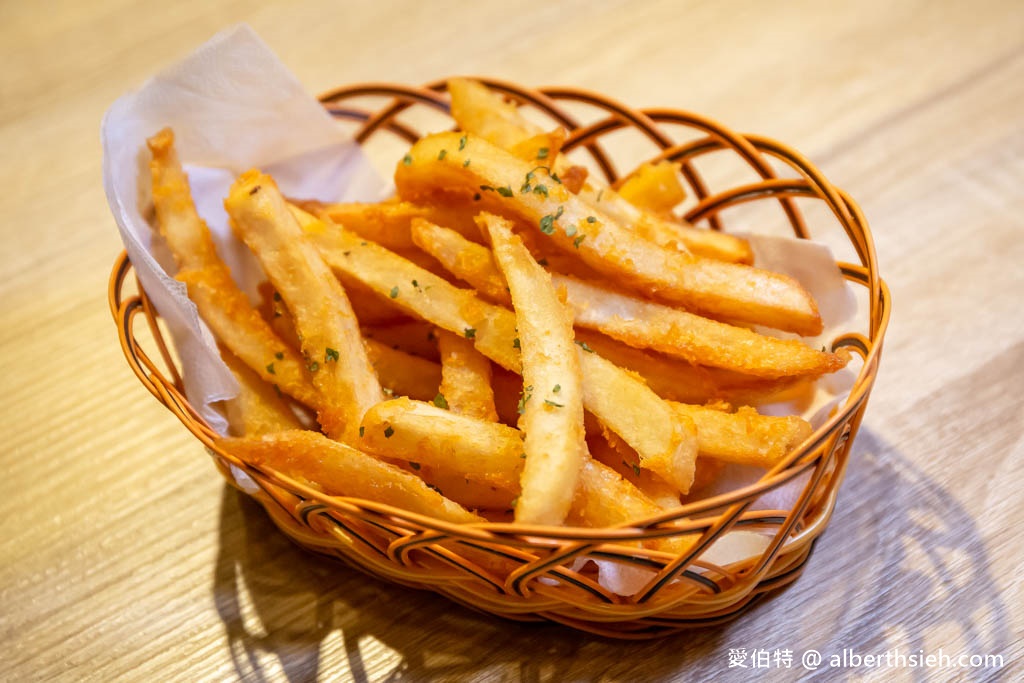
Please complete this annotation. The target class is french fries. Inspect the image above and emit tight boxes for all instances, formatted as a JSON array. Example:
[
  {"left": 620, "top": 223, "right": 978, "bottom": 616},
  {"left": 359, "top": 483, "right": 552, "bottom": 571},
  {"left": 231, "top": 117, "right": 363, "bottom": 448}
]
[
  {"left": 147, "top": 129, "right": 319, "bottom": 409},
  {"left": 219, "top": 430, "right": 483, "bottom": 524},
  {"left": 225, "top": 172, "right": 383, "bottom": 443},
  {"left": 482, "top": 213, "right": 587, "bottom": 525},
  {"left": 412, "top": 218, "right": 847, "bottom": 378},
  {"left": 436, "top": 329, "right": 498, "bottom": 422},
  {"left": 148, "top": 79, "right": 848, "bottom": 541},
  {"left": 395, "top": 131, "right": 822, "bottom": 334}
]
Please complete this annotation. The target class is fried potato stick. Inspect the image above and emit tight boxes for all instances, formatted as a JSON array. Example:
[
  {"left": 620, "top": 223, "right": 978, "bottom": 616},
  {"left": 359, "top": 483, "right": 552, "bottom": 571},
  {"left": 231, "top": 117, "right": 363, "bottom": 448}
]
[
  {"left": 447, "top": 78, "right": 752, "bottom": 264},
  {"left": 225, "top": 172, "right": 383, "bottom": 443},
  {"left": 146, "top": 129, "right": 318, "bottom": 408},
  {"left": 413, "top": 219, "right": 844, "bottom": 378},
  {"left": 220, "top": 347, "right": 303, "bottom": 436},
  {"left": 293, "top": 206, "right": 696, "bottom": 491},
  {"left": 671, "top": 403, "right": 813, "bottom": 469},
  {"left": 483, "top": 214, "right": 587, "bottom": 525},
  {"left": 436, "top": 330, "right": 498, "bottom": 422},
  {"left": 218, "top": 430, "right": 484, "bottom": 524},
  {"left": 395, "top": 132, "right": 821, "bottom": 335}
]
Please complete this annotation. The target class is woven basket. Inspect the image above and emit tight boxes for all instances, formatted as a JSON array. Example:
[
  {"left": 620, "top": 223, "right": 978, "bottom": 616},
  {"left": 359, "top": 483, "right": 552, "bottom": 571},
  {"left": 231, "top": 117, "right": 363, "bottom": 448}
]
[{"left": 109, "top": 79, "right": 890, "bottom": 639}]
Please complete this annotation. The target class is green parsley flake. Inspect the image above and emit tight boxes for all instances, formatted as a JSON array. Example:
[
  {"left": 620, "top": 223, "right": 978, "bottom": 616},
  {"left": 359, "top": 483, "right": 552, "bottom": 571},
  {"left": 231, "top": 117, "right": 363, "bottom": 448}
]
[
  {"left": 390, "top": 286, "right": 399, "bottom": 299},
  {"left": 308, "top": 360, "right": 320, "bottom": 372},
  {"left": 632, "top": 462, "right": 641, "bottom": 477},
  {"left": 325, "top": 347, "right": 339, "bottom": 363},
  {"left": 266, "top": 363, "right": 276, "bottom": 375},
  {"left": 463, "top": 158, "right": 471, "bottom": 168},
  {"left": 409, "top": 461, "right": 421, "bottom": 470},
  {"left": 496, "top": 185, "right": 514, "bottom": 197},
  {"left": 458, "top": 134, "right": 467, "bottom": 150},
  {"left": 553, "top": 384, "right": 561, "bottom": 393},
  {"left": 575, "top": 340, "right": 595, "bottom": 353},
  {"left": 544, "top": 399, "right": 564, "bottom": 408},
  {"left": 536, "top": 147, "right": 549, "bottom": 159},
  {"left": 539, "top": 215, "right": 555, "bottom": 234},
  {"left": 384, "top": 426, "right": 395, "bottom": 438},
  {"left": 275, "top": 352, "right": 284, "bottom": 360},
  {"left": 438, "top": 149, "right": 447, "bottom": 160},
  {"left": 403, "top": 154, "right": 413, "bottom": 166},
  {"left": 512, "top": 337, "right": 521, "bottom": 349},
  {"left": 574, "top": 235, "right": 586, "bottom": 248},
  {"left": 412, "top": 279, "right": 419, "bottom": 288},
  {"left": 359, "top": 426, "right": 365, "bottom": 437},
  {"left": 433, "top": 393, "right": 449, "bottom": 409},
  {"left": 533, "top": 184, "right": 548, "bottom": 197},
  {"left": 463, "top": 327, "right": 476, "bottom": 339},
  {"left": 586, "top": 216, "right": 597, "bottom": 223}
]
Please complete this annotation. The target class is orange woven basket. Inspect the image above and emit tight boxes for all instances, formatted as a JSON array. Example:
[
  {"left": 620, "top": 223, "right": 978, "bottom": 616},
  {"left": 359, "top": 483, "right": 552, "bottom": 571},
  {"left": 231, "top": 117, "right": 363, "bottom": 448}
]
[{"left": 108, "top": 79, "right": 890, "bottom": 639}]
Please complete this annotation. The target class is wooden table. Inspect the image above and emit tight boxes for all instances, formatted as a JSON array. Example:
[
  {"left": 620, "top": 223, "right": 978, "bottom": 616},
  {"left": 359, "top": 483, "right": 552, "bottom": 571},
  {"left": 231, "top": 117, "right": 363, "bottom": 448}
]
[{"left": 2, "top": 1, "right": 1021, "bottom": 680}]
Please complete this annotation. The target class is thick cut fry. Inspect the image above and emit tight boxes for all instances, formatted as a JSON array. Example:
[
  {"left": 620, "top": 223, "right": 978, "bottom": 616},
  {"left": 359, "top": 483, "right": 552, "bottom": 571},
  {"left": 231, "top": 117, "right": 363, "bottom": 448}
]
[
  {"left": 616, "top": 160, "right": 686, "bottom": 214},
  {"left": 220, "top": 347, "right": 303, "bottom": 436},
  {"left": 447, "top": 78, "right": 753, "bottom": 263},
  {"left": 225, "top": 172, "right": 383, "bottom": 443},
  {"left": 671, "top": 403, "right": 813, "bottom": 469},
  {"left": 413, "top": 218, "right": 845, "bottom": 378},
  {"left": 586, "top": 423, "right": 682, "bottom": 511},
  {"left": 448, "top": 78, "right": 544, "bottom": 152},
  {"left": 358, "top": 398, "right": 681, "bottom": 545},
  {"left": 299, "top": 208, "right": 699, "bottom": 489},
  {"left": 483, "top": 213, "right": 587, "bottom": 525},
  {"left": 297, "top": 200, "right": 431, "bottom": 250},
  {"left": 365, "top": 340, "right": 441, "bottom": 401},
  {"left": 147, "top": 130, "right": 317, "bottom": 407},
  {"left": 575, "top": 329, "right": 814, "bottom": 406},
  {"left": 395, "top": 132, "right": 821, "bottom": 335},
  {"left": 436, "top": 330, "right": 498, "bottom": 422},
  {"left": 219, "top": 431, "right": 483, "bottom": 524},
  {"left": 359, "top": 398, "right": 522, "bottom": 489}
]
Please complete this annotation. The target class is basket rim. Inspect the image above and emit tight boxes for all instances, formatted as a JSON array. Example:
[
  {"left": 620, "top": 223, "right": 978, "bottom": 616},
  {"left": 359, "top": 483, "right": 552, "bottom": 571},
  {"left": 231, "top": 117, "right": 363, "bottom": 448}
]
[{"left": 109, "top": 79, "right": 891, "bottom": 544}]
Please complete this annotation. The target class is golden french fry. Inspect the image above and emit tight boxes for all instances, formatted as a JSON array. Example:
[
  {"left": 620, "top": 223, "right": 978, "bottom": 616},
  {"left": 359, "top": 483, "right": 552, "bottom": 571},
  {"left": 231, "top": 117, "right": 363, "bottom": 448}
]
[
  {"left": 412, "top": 218, "right": 845, "bottom": 378},
  {"left": 411, "top": 218, "right": 512, "bottom": 306},
  {"left": 482, "top": 213, "right": 587, "bottom": 525},
  {"left": 671, "top": 403, "right": 813, "bottom": 469},
  {"left": 297, "top": 200, "right": 431, "bottom": 250},
  {"left": 436, "top": 330, "right": 498, "bottom": 422},
  {"left": 616, "top": 160, "right": 686, "bottom": 214},
  {"left": 219, "top": 430, "right": 484, "bottom": 524},
  {"left": 146, "top": 130, "right": 318, "bottom": 407},
  {"left": 220, "top": 347, "right": 303, "bottom": 436},
  {"left": 225, "top": 172, "right": 383, "bottom": 443},
  {"left": 358, "top": 398, "right": 681, "bottom": 545},
  {"left": 364, "top": 339, "right": 441, "bottom": 401},
  {"left": 585, "top": 424, "right": 682, "bottom": 511},
  {"left": 301, "top": 208, "right": 703, "bottom": 494},
  {"left": 359, "top": 397, "right": 522, "bottom": 490},
  {"left": 448, "top": 77, "right": 544, "bottom": 152},
  {"left": 395, "top": 132, "right": 821, "bottom": 335}
]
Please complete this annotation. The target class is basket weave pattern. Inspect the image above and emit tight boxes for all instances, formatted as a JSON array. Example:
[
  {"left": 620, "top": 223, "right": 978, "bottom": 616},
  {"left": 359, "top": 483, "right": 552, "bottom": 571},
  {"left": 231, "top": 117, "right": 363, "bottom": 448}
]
[{"left": 109, "top": 79, "right": 890, "bottom": 638}]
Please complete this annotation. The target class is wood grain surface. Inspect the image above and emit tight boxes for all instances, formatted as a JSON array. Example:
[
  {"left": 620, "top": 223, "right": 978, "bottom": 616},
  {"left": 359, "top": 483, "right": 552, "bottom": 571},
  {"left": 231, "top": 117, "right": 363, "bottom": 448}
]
[{"left": 1, "top": 1, "right": 1022, "bottom": 681}]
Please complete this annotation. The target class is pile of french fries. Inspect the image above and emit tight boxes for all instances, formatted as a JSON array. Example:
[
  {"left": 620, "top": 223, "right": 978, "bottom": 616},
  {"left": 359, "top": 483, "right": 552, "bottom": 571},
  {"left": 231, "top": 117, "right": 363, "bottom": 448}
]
[{"left": 146, "top": 79, "right": 848, "bottom": 544}]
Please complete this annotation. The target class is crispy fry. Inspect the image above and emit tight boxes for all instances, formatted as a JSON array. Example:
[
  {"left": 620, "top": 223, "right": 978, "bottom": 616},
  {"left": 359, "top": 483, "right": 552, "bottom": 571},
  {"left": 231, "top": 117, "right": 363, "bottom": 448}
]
[
  {"left": 671, "top": 403, "right": 813, "bottom": 468},
  {"left": 147, "top": 129, "right": 318, "bottom": 407},
  {"left": 220, "top": 347, "right": 303, "bottom": 436},
  {"left": 359, "top": 398, "right": 522, "bottom": 489},
  {"left": 225, "top": 172, "right": 383, "bottom": 443},
  {"left": 448, "top": 77, "right": 544, "bottom": 152},
  {"left": 616, "top": 160, "right": 687, "bottom": 214},
  {"left": 413, "top": 218, "right": 845, "bottom": 378},
  {"left": 300, "top": 209, "right": 695, "bottom": 491},
  {"left": 483, "top": 213, "right": 587, "bottom": 525},
  {"left": 365, "top": 340, "right": 441, "bottom": 401},
  {"left": 395, "top": 132, "right": 820, "bottom": 334},
  {"left": 219, "top": 430, "right": 484, "bottom": 524},
  {"left": 436, "top": 330, "right": 498, "bottom": 422},
  {"left": 358, "top": 398, "right": 680, "bottom": 544}
]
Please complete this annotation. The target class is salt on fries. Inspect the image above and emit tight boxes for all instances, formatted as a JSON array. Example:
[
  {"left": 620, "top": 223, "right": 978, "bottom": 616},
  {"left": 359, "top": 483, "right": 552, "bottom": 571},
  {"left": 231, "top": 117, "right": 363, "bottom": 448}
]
[{"left": 145, "top": 79, "right": 847, "bottom": 530}]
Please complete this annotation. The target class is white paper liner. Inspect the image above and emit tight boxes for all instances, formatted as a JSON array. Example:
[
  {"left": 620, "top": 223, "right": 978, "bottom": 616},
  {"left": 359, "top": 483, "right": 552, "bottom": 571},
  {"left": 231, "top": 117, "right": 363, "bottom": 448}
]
[{"left": 102, "top": 26, "right": 861, "bottom": 597}]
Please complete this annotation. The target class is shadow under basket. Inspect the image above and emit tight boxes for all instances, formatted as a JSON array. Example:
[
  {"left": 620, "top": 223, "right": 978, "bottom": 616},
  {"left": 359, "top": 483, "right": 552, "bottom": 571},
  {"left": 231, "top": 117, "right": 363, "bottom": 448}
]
[{"left": 109, "top": 79, "right": 891, "bottom": 639}]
